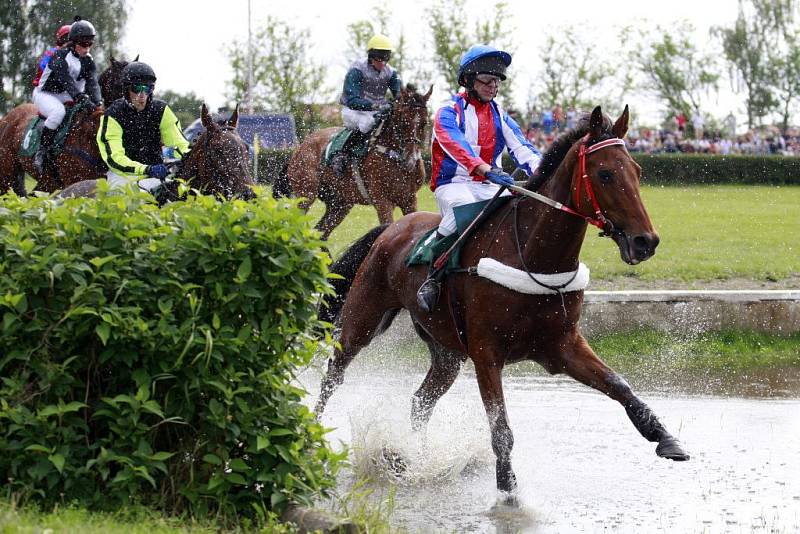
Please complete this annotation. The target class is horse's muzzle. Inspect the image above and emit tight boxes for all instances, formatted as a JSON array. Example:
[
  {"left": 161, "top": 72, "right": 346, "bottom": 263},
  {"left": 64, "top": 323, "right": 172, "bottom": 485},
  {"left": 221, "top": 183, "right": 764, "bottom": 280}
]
[{"left": 614, "top": 232, "right": 659, "bottom": 265}]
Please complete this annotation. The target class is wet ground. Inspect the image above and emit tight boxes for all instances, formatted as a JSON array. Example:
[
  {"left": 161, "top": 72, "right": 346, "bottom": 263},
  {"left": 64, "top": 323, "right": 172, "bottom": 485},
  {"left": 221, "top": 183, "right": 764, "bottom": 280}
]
[{"left": 302, "top": 333, "right": 800, "bottom": 533}]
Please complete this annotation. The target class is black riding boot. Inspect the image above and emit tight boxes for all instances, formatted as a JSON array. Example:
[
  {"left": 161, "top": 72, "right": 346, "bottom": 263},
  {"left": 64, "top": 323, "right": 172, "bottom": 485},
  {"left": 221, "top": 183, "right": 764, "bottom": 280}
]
[
  {"left": 330, "top": 151, "right": 347, "bottom": 177},
  {"left": 416, "top": 232, "right": 448, "bottom": 312},
  {"left": 34, "top": 126, "right": 57, "bottom": 175}
]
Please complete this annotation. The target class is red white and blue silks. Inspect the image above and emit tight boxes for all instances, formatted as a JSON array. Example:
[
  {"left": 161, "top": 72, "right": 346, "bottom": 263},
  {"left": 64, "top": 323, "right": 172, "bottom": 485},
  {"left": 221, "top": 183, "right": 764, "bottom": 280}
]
[{"left": 430, "top": 92, "right": 541, "bottom": 190}]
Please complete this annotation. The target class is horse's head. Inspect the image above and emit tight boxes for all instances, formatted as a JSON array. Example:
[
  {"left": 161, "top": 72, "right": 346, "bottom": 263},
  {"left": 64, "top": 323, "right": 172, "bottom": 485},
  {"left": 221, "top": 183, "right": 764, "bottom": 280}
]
[
  {"left": 531, "top": 105, "right": 658, "bottom": 265},
  {"left": 379, "top": 84, "right": 432, "bottom": 171},
  {"left": 572, "top": 106, "right": 658, "bottom": 264},
  {"left": 178, "top": 103, "right": 256, "bottom": 200},
  {"left": 100, "top": 54, "right": 138, "bottom": 105}
]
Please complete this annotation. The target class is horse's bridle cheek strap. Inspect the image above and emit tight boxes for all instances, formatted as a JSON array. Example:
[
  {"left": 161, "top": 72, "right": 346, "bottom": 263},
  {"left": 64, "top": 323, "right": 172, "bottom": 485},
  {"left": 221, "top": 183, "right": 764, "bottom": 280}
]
[{"left": 573, "top": 136, "right": 627, "bottom": 233}]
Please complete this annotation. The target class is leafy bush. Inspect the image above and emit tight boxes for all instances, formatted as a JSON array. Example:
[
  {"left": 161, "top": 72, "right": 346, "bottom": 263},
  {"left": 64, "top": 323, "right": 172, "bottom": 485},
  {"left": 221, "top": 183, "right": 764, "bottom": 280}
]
[
  {"left": 0, "top": 187, "right": 342, "bottom": 523},
  {"left": 633, "top": 153, "right": 800, "bottom": 185}
]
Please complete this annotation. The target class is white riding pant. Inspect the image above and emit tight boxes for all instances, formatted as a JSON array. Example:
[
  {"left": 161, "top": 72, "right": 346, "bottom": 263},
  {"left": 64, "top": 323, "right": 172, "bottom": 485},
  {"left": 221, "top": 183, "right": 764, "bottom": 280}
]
[
  {"left": 107, "top": 170, "right": 161, "bottom": 193},
  {"left": 342, "top": 107, "right": 378, "bottom": 133},
  {"left": 32, "top": 88, "right": 72, "bottom": 130},
  {"left": 434, "top": 180, "right": 511, "bottom": 236}
]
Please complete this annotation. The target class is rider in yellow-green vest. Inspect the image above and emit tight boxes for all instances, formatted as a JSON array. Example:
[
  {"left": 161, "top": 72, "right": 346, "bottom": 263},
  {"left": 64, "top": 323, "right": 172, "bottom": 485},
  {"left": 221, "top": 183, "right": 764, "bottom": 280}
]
[{"left": 97, "top": 61, "right": 190, "bottom": 193}]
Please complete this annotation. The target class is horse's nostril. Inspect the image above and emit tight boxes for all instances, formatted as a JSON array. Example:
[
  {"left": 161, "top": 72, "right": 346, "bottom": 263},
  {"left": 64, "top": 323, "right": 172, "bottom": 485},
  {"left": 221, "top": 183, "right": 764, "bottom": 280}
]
[{"left": 633, "top": 234, "right": 659, "bottom": 257}]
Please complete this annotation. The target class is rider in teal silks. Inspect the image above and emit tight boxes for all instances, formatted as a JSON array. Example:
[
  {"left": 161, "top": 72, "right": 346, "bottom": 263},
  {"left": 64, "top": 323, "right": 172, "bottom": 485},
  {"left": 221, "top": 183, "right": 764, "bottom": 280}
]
[{"left": 331, "top": 34, "right": 402, "bottom": 176}]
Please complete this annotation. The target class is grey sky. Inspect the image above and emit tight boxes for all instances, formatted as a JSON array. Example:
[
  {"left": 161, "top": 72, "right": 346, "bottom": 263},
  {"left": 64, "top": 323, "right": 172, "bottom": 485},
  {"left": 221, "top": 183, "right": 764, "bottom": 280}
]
[{"left": 122, "top": 0, "right": 740, "bottom": 126}]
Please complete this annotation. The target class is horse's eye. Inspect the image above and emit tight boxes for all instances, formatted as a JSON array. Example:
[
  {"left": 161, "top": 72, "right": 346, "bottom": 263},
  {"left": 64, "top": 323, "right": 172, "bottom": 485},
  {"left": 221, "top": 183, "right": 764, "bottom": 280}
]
[{"left": 598, "top": 169, "right": 614, "bottom": 184}]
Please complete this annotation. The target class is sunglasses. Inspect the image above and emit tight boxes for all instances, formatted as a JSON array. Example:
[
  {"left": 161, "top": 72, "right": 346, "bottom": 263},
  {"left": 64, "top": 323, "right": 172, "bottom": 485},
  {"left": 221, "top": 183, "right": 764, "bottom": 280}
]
[
  {"left": 369, "top": 52, "right": 391, "bottom": 62},
  {"left": 474, "top": 75, "right": 502, "bottom": 87},
  {"left": 75, "top": 40, "right": 94, "bottom": 47},
  {"left": 130, "top": 83, "right": 154, "bottom": 95}
]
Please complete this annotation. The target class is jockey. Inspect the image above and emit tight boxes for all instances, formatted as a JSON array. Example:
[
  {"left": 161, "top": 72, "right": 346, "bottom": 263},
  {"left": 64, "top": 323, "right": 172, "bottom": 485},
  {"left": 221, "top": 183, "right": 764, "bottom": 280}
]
[
  {"left": 97, "top": 61, "right": 190, "bottom": 193},
  {"left": 416, "top": 44, "right": 543, "bottom": 312},
  {"left": 331, "top": 34, "right": 402, "bottom": 175},
  {"left": 32, "top": 18, "right": 103, "bottom": 174},
  {"left": 32, "top": 24, "right": 71, "bottom": 88}
]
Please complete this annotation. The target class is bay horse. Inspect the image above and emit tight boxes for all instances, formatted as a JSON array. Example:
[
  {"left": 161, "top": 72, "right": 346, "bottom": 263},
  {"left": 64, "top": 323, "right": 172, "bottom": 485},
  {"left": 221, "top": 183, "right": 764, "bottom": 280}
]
[
  {"left": 279, "top": 84, "right": 432, "bottom": 240},
  {"left": 0, "top": 102, "right": 106, "bottom": 195},
  {"left": 0, "top": 58, "right": 131, "bottom": 196},
  {"left": 59, "top": 103, "right": 256, "bottom": 202},
  {"left": 314, "top": 106, "right": 690, "bottom": 495}
]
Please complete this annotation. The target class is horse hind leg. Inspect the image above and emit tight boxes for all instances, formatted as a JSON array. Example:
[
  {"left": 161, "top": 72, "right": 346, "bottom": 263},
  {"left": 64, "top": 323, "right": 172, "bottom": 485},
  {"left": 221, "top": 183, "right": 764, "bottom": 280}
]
[
  {"left": 410, "top": 321, "right": 464, "bottom": 431},
  {"left": 556, "top": 336, "right": 690, "bottom": 461},
  {"left": 315, "top": 201, "right": 353, "bottom": 241}
]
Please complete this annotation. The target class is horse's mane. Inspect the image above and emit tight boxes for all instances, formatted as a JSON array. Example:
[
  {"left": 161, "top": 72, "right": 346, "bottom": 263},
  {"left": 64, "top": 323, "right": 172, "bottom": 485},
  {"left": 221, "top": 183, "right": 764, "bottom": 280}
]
[{"left": 525, "top": 112, "right": 614, "bottom": 190}]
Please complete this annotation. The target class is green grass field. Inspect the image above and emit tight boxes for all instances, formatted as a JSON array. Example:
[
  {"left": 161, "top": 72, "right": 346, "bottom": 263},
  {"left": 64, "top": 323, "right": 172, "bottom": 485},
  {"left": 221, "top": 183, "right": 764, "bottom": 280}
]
[{"left": 314, "top": 184, "right": 800, "bottom": 286}]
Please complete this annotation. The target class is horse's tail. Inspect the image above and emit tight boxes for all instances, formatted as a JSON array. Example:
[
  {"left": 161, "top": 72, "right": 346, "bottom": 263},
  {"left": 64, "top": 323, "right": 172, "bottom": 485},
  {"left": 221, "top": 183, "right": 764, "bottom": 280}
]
[
  {"left": 319, "top": 223, "right": 390, "bottom": 324},
  {"left": 271, "top": 160, "right": 292, "bottom": 199}
]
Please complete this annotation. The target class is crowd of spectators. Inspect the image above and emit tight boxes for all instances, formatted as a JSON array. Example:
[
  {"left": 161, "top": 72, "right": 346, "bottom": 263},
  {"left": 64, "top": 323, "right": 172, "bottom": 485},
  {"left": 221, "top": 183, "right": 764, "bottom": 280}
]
[{"left": 512, "top": 105, "right": 800, "bottom": 157}]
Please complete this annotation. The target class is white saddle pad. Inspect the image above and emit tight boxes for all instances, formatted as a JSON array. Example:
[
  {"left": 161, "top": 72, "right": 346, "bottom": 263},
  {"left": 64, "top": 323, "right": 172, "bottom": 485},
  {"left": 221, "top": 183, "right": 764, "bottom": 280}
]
[{"left": 476, "top": 258, "right": 590, "bottom": 294}]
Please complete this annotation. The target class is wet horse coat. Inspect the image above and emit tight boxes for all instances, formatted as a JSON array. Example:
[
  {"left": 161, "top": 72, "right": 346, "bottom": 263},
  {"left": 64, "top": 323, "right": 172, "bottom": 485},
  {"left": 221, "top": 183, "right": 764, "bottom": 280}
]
[{"left": 315, "top": 106, "right": 690, "bottom": 494}]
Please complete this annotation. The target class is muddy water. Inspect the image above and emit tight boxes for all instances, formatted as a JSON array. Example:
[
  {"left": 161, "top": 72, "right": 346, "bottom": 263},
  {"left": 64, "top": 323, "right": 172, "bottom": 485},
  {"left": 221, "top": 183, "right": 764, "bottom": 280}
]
[{"left": 301, "top": 330, "right": 800, "bottom": 533}]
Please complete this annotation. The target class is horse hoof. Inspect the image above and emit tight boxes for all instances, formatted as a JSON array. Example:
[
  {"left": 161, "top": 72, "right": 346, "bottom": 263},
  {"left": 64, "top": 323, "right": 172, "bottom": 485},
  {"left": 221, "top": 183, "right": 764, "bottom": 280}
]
[
  {"left": 656, "top": 437, "right": 690, "bottom": 461},
  {"left": 380, "top": 446, "right": 408, "bottom": 477}
]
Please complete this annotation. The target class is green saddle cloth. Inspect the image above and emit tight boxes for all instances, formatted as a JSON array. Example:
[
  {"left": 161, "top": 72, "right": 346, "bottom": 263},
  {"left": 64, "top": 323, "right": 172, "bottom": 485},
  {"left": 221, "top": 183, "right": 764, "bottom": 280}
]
[
  {"left": 18, "top": 104, "right": 82, "bottom": 157},
  {"left": 405, "top": 196, "right": 512, "bottom": 271},
  {"left": 322, "top": 128, "right": 369, "bottom": 167}
]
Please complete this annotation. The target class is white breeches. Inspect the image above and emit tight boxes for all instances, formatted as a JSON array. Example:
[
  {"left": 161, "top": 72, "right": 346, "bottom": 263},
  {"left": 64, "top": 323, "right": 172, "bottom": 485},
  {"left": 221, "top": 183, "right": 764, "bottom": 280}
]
[
  {"left": 434, "top": 180, "right": 511, "bottom": 236},
  {"left": 32, "top": 88, "right": 72, "bottom": 130},
  {"left": 342, "top": 107, "right": 378, "bottom": 133},
  {"left": 107, "top": 170, "right": 161, "bottom": 193}
]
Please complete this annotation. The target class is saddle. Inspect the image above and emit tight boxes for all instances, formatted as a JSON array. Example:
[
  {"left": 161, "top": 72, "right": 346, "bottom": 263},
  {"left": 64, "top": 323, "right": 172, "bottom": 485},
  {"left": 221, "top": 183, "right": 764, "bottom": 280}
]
[
  {"left": 18, "top": 104, "right": 83, "bottom": 158},
  {"left": 405, "top": 197, "right": 513, "bottom": 272},
  {"left": 322, "top": 128, "right": 370, "bottom": 168}
]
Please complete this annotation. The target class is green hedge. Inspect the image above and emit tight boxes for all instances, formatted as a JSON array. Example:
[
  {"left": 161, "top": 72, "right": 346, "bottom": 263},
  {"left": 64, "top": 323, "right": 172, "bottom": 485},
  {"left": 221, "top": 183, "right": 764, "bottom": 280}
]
[
  {"left": 256, "top": 148, "right": 800, "bottom": 186},
  {"left": 632, "top": 153, "right": 800, "bottom": 185},
  {"left": 0, "top": 187, "right": 341, "bottom": 523}
]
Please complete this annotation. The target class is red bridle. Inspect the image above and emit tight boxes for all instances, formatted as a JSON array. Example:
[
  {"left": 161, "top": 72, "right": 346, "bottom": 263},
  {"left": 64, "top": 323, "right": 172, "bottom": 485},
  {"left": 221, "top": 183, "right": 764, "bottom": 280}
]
[{"left": 567, "top": 136, "right": 627, "bottom": 231}]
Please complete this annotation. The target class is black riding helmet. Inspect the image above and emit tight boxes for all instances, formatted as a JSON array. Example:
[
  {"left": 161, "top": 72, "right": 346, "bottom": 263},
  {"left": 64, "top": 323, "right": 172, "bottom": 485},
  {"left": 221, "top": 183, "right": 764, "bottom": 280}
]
[
  {"left": 122, "top": 61, "right": 157, "bottom": 85},
  {"left": 68, "top": 18, "right": 96, "bottom": 42}
]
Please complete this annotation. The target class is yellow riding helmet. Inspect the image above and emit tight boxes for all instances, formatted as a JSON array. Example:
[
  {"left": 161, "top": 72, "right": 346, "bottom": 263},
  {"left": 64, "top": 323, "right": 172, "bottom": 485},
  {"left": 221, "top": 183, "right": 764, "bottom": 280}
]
[{"left": 367, "top": 34, "right": 393, "bottom": 52}]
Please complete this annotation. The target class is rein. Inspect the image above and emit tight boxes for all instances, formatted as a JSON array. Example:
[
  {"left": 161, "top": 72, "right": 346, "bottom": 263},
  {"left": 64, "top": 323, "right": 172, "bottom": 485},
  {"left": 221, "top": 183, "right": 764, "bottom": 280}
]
[
  {"left": 372, "top": 102, "right": 425, "bottom": 168},
  {"left": 506, "top": 136, "right": 627, "bottom": 238}
]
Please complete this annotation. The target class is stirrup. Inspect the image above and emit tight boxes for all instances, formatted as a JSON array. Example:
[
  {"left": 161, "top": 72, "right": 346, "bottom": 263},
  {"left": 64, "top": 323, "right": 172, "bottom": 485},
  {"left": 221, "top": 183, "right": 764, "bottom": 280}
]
[{"left": 416, "top": 277, "right": 441, "bottom": 312}]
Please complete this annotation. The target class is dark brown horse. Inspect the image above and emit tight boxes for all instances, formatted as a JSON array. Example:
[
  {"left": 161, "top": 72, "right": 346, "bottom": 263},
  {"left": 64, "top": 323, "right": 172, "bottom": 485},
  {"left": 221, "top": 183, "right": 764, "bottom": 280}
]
[
  {"left": 280, "top": 85, "right": 432, "bottom": 240},
  {"left": 0, "top": 102, "right": 106, "bottom": 194},
  {"left": 99, "top": 55, "right": 137, "bottom": 105},
  {"left": 59, "top": 103, "right": 256, "bottom": 201},
  {"left": 315, "top": 106, "right": 689, "bottom": 495}
]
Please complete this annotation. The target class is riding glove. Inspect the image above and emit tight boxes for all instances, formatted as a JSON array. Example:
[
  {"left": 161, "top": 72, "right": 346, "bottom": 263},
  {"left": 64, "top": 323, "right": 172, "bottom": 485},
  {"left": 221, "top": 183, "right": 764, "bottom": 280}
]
[
  {"left": 145, "top": 163, "right": 169, "bottom": 179},
  {"left": 484, "top": 168, "right": 515, "bottom": 187},
  {"left": 74, "top": 93, "right": 91, "bottom": 107}
]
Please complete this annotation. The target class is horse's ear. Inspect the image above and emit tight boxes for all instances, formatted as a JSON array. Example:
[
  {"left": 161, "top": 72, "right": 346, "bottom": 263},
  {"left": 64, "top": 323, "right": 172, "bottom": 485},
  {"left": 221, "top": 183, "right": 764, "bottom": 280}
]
[
  {"left": 134, "top": 54, "right": 140, "bottom": 62},
  {"left": 227, "top": 103, "right": 240, "bottom": 128},
  {"left": 589, "top": 106, "right": 604, "bottom": 138},
  {"left": 201, "top": 103, "right": 213, "bottom": 128},
  {"left": 424, "top": 84, "right": 433, "bottom": 101},
  {"left": 612, "top": 105, "right": 630, "bottom": 139},
  {"left": 110, "top": 55, "right": 117, "bottom": 65}
]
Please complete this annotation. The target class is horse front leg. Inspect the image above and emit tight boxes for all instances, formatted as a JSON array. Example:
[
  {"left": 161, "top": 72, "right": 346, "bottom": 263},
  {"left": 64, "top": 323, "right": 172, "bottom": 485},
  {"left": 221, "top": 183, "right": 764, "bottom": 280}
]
[
  {"left": 474, "top": 358, "right": 517, "bottom": 494},
  {"left": 372, "top": 199, "right": 395, "bottom": 225},
  {"left": 558, "top": 335, "right": 690, "bottom": 461}
]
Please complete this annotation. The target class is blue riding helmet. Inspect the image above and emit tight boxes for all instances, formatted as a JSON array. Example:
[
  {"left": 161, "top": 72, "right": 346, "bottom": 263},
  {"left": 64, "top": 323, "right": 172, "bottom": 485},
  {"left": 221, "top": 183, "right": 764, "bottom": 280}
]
[{"left": 457, "top": 44, "right": 512, "bottom": 87}]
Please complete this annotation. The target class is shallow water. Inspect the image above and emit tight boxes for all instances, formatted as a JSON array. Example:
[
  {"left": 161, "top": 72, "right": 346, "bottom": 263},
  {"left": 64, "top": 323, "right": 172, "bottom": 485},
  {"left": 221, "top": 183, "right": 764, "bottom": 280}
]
[{"left": 302, "top": 330, "right": 800, "bottom": 534}]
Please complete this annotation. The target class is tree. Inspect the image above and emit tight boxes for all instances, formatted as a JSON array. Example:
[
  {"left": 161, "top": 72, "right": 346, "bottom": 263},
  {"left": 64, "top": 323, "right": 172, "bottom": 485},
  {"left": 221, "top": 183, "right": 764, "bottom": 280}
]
[
  {"left": 159, "top": 89, "right": 205, "bottom": 129},
  {"left": 713, "top": 0, "right": 796, "bottom": 129},
  {"left": 770, "top": 35, "right": 800, "bottom": 133},
  {"left": 635, "top": 22, "right": 719, "bottom": 122},
  {"left": 426, "top": 0, "right": 515, "bottom": 103},
  {"left": 0, "top": 0, "right": 128, "bottom": 113},
  {"left": 533, "top": 25, "right": 635, "bottom": 115},
  {"left": 227, "top": 16, "right": 328, "bottom": 139}
]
